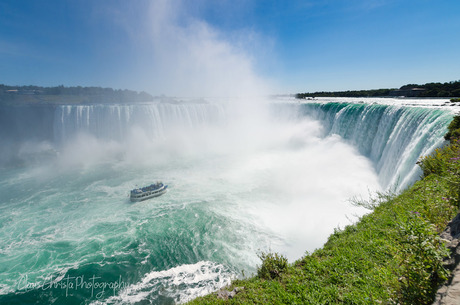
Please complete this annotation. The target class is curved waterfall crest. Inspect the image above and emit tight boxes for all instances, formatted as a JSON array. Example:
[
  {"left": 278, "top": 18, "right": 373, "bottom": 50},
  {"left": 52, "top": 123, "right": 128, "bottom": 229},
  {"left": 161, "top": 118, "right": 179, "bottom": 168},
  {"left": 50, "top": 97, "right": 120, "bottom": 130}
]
[{"left": 297, "top": 102, "right": 453, "bottom": 190}]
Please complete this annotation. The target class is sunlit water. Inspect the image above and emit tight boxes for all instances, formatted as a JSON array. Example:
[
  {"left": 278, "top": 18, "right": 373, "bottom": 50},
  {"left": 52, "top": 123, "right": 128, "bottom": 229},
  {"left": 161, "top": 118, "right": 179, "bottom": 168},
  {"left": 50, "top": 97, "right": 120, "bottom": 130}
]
[{"left": 0, "top": 98, "right": 452, "bottom": 304}]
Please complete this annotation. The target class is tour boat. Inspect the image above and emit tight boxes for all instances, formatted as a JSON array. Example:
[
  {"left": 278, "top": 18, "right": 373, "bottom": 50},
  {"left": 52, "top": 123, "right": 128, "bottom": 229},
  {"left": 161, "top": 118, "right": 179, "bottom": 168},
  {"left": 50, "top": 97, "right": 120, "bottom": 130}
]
[{"left": 130, "top": 182, "right": 168, "bottom": 202}]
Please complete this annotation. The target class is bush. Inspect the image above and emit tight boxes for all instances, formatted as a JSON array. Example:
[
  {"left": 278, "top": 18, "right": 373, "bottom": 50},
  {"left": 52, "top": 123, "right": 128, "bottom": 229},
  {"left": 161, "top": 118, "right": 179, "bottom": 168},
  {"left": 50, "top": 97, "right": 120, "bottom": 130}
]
[
  {"left": 419, "top": 139, "right": 460, "bottom": 207},
  {"left": 444, "top": 115, "right": 460, "bottom": 141},
  {"left": 395, "top": 212, "right": 450, "bottom": 304},
  {"left": 257, "top": 252, "right": 288, "bottom": 280}
]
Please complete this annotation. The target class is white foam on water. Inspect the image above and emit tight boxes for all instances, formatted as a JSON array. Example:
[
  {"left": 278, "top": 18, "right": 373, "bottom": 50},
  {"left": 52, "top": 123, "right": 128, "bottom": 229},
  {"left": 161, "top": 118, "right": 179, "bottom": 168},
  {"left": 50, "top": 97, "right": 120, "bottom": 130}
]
[{"left": 92, "top": 261, "right": 232, "bottom": 305}]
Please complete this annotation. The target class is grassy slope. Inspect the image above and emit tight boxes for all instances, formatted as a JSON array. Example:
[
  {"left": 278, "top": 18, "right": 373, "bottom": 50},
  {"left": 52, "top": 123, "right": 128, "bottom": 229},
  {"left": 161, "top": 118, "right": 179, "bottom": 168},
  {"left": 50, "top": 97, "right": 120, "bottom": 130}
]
[{"left": 190, "top": 139, "right": 460, "bottom": 305}]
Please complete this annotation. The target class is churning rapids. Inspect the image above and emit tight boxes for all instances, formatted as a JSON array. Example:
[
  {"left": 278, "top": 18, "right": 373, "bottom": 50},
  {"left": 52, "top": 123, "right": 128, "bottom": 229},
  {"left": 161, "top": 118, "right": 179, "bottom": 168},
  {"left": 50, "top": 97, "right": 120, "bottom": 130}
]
[{"left": 0, "top": 97, "right": 454, "bottom": 304}]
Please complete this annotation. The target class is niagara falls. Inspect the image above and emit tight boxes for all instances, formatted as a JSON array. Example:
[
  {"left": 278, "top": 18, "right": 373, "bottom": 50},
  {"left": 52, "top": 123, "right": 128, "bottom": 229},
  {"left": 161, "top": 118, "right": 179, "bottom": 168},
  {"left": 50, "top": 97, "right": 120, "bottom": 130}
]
[
  {"left": 0, "top": 97, "right": 456, "bottom": 303},
  {"left": 1, "top": 1, "right": 460, "bottom": 304}
]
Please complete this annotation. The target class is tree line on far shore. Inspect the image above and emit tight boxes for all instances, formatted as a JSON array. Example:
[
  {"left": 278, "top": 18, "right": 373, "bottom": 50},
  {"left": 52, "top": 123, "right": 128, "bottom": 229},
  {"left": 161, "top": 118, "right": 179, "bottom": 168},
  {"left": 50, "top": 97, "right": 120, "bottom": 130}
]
[
  {"left": 0, "top": 84, "right": 154, "bottom": 104},
  {"left": 296, "top": 80, "right": 460, "bottom": 99}
]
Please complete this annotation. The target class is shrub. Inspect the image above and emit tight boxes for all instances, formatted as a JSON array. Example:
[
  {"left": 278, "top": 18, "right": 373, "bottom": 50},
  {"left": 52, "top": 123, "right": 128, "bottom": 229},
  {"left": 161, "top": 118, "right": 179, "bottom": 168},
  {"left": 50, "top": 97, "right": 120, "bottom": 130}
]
[
  {"left": 257, "top": 252, "right": 288, "bottom": 280},
  {"left": 395, "top": 212, "right": 449, "bottom": 305},
  {"left": 419, "top": 139, "right": 460, "bottom": 207},
  {"left": 444, "top": 115, "right": 460, "bottom": 141},
  {"left": 419, "top": 147, "right": 450, "bottom": 177}
]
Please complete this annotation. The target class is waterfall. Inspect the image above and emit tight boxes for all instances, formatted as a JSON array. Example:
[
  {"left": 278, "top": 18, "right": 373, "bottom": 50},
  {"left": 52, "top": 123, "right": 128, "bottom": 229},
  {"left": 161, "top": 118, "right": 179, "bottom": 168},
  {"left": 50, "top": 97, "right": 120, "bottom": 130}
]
[
  {"left": 0, "top": 100, "right": 453, "bottom": 191},
  {"left": 298, "top": 102, "right": 453, "bottom": 190},
  {"left": 53, "top": 103, "right": 227, "bottom": 143}
]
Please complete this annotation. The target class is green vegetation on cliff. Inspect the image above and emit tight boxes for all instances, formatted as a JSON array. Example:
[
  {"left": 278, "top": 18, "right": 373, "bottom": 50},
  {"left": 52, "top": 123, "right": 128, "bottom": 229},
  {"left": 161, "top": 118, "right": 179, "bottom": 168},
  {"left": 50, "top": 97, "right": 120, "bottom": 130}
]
[
  {"left": 190, "top": 118, "right": 460, "bottom": 305},
  {"left": 444, "top": 116, "right": 460, "bottom": 141}
]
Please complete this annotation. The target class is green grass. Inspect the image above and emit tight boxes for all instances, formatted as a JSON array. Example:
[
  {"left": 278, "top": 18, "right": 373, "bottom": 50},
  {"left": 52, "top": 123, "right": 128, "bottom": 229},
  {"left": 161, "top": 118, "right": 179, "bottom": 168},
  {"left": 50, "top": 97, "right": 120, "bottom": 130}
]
[{"left": 189, "top": 138, "right": 460, "bottom": 305}]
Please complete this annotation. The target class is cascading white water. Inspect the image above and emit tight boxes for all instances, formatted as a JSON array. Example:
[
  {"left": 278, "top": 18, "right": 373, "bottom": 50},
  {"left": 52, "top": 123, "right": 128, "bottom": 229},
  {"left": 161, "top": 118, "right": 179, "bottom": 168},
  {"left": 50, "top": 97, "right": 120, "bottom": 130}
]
[
  {"left": 297, "top": 102, "right": 453, "bottom": 190},
  {"left": 53, "top": 103, "right": 227, "bottom": 143}
]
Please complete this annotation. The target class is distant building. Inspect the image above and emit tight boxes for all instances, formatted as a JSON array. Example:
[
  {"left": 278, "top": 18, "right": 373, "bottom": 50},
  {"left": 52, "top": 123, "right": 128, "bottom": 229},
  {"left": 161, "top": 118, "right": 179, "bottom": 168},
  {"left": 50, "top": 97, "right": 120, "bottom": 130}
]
[
  {"left": 4, "top": 89, "right": 42, "bottom": 95},
  {"left": 389, "top": 88, "right": 426, "bottom": 97}
]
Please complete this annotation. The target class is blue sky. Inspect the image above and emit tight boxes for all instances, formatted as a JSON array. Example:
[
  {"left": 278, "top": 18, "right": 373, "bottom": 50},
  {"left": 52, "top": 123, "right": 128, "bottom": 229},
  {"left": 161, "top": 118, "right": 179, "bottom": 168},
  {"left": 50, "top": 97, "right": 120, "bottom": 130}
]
[{"left": 1, "top": 0, "right": 459, "bottom": 96}]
